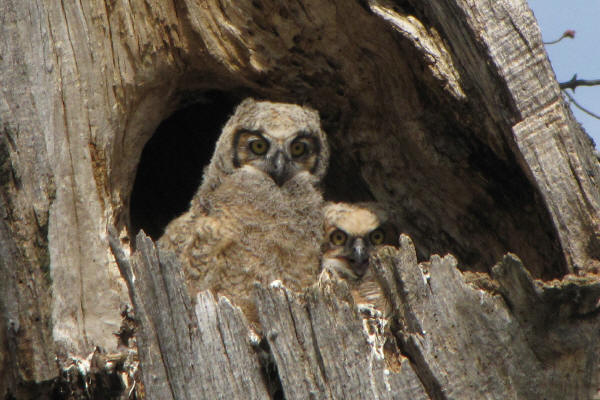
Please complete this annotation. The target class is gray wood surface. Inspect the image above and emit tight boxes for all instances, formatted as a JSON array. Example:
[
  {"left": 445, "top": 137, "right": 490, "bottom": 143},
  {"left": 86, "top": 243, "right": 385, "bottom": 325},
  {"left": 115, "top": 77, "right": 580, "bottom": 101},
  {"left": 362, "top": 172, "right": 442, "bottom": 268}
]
[
  {"left": 111, "top": 230, "right": 270, "bottom": 400},
  {"left": 256, "top": 280, "right": 428, "bottom": 400},
  {"left": 419, "top": 0, "right": 600, "bottom": 274},
  {"left": 113, "top": 231, "right": 431, "bottom": 399},
  {"left": 375, "top": 237, "right": 544, "bottom": 399},
  {"left": 112, "top": 231, "right": 600, "bottom": 399}
]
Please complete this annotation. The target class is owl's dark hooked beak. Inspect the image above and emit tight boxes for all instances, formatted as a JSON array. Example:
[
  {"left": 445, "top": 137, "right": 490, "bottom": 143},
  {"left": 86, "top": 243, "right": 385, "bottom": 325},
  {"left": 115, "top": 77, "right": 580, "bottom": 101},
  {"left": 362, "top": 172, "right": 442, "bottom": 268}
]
[
  {"left": 268, "top": 150, "right": 290, "bottom": 186},
  {"left": 348, "top": 238, "right": 369, "bottom": 276}
]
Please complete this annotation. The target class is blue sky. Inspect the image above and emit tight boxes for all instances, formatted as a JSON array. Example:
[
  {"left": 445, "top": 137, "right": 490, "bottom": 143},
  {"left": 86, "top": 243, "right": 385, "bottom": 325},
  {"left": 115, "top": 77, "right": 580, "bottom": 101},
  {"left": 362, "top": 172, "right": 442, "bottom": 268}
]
[{"left": 529, "top": 0, "right": 600, "bottom": 147}]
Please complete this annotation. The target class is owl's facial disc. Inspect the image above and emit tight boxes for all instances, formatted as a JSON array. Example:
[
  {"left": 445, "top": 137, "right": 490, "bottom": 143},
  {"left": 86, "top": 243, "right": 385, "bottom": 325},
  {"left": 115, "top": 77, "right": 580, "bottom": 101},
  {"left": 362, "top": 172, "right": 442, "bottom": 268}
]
[
  {"left": 327, "top": 229, "right": 371, "bottom": 278},
  {"left": 233, "top": 129, "right": 320, "bottom": 186}
]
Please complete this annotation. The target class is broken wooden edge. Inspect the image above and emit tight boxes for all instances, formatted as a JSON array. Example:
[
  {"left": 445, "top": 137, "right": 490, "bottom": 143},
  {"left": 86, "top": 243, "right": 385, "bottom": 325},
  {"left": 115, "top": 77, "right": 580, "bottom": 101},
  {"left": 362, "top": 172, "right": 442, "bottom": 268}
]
[
  {"left": 108, "top": 228, "right": 600, "bottom": 399},
  {"left": 371, "top": 234, "right": 600, "bottom": 398}
]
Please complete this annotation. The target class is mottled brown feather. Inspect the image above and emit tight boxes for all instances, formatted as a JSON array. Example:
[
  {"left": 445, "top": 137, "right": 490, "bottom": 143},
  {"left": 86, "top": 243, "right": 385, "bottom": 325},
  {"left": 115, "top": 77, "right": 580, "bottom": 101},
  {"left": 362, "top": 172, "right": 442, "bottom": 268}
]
[{"left": 158, "top": 99, "right": 329, "bottom": 326}]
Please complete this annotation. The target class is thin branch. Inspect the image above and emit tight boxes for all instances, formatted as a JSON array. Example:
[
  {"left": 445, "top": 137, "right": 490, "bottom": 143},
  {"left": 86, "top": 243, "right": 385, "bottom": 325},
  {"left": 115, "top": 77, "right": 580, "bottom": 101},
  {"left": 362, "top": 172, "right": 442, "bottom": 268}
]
[
  {"left": 559, "top": 79, "right": 600, "bottom": 91},
  {"left": 563, "top": 90, "right": 600, "bottom": 120},
  {"left": 559, "top": 74, "right": 600, "bottom": 91},
  {"left": 544, "top": 29, "right": 575, "bottom": 45}
]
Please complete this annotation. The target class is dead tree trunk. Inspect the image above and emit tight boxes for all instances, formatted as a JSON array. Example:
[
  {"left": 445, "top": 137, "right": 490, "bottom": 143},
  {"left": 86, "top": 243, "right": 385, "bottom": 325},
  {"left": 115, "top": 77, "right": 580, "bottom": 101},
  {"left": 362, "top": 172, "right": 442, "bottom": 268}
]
[
  {"left": 110, "top": 230, "right": 600, "bottom": 399},
  {"left": 1, "top": 0, "right": 599, "bottom": 398}
]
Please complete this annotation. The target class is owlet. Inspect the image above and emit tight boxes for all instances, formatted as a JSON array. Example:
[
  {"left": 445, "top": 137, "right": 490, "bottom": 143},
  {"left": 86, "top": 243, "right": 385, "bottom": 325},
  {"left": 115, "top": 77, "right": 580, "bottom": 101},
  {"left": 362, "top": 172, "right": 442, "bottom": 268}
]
[
  {"left": 320, "top": 202, "right": 398, "bottom": 312},
  {"left": 158, "top": 98, "right": 330, "bottom": 323}
]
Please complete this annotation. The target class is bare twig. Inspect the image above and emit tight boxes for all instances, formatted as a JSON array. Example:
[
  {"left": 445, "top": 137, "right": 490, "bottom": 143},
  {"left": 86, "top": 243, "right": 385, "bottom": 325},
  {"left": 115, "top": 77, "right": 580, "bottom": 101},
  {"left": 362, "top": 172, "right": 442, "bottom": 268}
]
[
  {"left": 544, "top": 29, "right": 575, "bottom": 45},
  {"left": 560, "top": 74, "right": 600, "bottom": 91},
  {"left": 563, "top": 90, "right": 600, "bottom": 120}
]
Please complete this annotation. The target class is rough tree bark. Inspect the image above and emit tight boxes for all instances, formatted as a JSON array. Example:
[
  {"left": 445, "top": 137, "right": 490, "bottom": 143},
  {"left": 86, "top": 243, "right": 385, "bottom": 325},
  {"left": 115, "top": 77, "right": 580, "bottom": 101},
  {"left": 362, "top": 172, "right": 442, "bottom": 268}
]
[{"left": 1, "top": 0, "right": 599, "bottom": 398}]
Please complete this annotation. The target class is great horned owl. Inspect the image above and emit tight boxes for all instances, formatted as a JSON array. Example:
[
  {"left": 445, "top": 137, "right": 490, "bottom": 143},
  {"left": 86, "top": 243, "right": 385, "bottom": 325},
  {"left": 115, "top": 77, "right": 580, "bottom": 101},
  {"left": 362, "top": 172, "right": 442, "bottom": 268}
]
[
  {"left": 158, "top": 98, "right": 329, "bottom": 323},
  {"left": 192, "top": 97, "right": 329, "bottom": 209},
  {"left": 320, "top": 202, "right": 397, "bottom": 311}
]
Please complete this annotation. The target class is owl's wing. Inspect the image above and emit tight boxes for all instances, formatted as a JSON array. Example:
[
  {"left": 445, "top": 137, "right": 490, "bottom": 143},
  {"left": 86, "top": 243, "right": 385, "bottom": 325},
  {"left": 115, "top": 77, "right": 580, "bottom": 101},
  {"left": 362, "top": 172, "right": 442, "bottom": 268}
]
[
  {"left": 158, "top": 211, "right": 196, "bottom": 254},
  {"left": 158, "top": 211, "right": 232, "bottom": 268}
]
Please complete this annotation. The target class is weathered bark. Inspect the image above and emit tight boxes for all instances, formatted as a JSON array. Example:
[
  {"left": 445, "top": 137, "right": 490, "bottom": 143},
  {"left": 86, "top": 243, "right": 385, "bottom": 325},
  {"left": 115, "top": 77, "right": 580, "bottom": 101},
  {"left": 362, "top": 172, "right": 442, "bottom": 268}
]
[
  {"left": 374, "top": 237, "right": 600, "bottom": 399},
  {"left": 1, "top": 0, "right": 600, "bottom": 398},
  {"left": 112, "top": 231, "right": 431, "bottom": 399},
  {"left": 109, "top": 229, "right": 271, "bottom": 400},
  {"left": 113, "top": 231, "right": 600, "bottom": 399}
]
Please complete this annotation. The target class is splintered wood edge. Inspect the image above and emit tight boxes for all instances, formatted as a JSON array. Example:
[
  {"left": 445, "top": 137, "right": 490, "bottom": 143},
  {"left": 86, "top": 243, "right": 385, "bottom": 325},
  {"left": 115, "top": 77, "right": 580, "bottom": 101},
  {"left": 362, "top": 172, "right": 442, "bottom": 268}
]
[
  {"left": 117, "top": 231, "right": 600, "bottom": 399},
  {"left": 255, "top": 279, "right": 429, "bottom": 399}
]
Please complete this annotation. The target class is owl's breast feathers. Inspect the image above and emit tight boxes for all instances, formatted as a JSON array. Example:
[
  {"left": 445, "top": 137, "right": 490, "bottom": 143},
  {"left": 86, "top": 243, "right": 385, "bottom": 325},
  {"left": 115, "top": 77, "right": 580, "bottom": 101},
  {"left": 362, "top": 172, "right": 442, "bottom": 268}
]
[{"left": 160, "top": 168, "right": 324, "bottom": 304}]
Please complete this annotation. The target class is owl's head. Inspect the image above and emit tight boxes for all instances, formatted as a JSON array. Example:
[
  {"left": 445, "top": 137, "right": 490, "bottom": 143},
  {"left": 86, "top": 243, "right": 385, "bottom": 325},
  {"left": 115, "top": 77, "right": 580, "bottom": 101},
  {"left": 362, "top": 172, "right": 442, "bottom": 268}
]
[
  {"left": 203, "top": 98, "right": 329, "bottom": 191},
  {"left": 322, "top": 202, "right": 397, "bottom": 281}
]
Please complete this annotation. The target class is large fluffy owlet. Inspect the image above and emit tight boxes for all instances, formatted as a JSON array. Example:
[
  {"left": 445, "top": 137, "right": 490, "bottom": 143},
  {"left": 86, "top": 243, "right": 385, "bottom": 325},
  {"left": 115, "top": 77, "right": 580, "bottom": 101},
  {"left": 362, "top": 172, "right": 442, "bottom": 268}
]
[
  {"left": 159, "top": 98, "right": 329, "bottom": 323},
  {"left": 192, "top": 98, "right": 329, "bottom": 209},
  {"left": 320, "top": 202, "right": 397, "bottom": 311}
]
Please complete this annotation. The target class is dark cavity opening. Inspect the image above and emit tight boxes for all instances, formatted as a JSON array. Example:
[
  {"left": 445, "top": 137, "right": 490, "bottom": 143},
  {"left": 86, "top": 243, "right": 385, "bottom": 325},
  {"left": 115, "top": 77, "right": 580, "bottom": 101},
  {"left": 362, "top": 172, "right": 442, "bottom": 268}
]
[{"left": 130, "top": 91, "right": 239, "bottom": 239}]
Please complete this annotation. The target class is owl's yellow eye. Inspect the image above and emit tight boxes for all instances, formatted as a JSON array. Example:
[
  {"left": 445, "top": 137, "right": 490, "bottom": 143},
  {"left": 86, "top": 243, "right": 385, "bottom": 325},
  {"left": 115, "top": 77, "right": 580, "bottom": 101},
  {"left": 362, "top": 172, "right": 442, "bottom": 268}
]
[
  {"left": 330, "top": 229, "right": 348, "bottom": 246},
  {"left": 369, "top": 229, "right": 385, "bottom": 245},
  {"left": 249, "top": 138, "right": 269, "bottom": 155},
  {"left": 290, "top": 140, "right": 307, "bottom": 157}
]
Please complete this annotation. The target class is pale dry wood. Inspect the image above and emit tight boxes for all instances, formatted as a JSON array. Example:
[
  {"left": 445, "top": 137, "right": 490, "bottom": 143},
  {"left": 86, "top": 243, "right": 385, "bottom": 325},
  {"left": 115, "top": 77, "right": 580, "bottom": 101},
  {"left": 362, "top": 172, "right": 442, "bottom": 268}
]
[
  {"left": 373, "top": 236, "right": 600, "bottom": 400},
  {"left": 373, "top": 237, "right": 544, "bottom": 399},
  {"left": 109, "top": 229, "right": 174, "bottom": 400},
  {"left": 119, "top": 230, "right": 430, "bottom": 399},
  {"left": 0, "top": 206, "right": 57, "bottom": 389},
  {"left": 417, "top": 0, "right": 600, "bottom": 273},
  {"left": 116, "top": 232, "right": 600, "bottom": 399},
  {"left": 256, "top": 281, "right": 429, "bottom": 400},
  {"left": 110, "top": 230, "right": 270, "bottom": 400},
  {"left": 492, "top": 255, "right": 600, "bottom": 399},
  {"left": 513, "top": 102, "right": 600, "bottom": 273}
]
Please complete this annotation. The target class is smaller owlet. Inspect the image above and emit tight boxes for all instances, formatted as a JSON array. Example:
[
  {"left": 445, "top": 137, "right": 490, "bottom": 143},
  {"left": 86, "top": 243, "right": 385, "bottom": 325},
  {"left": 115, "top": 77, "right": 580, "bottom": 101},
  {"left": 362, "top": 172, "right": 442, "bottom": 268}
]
[{"left": 320, "top": 202, "right": 398, "bottom": 311}]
